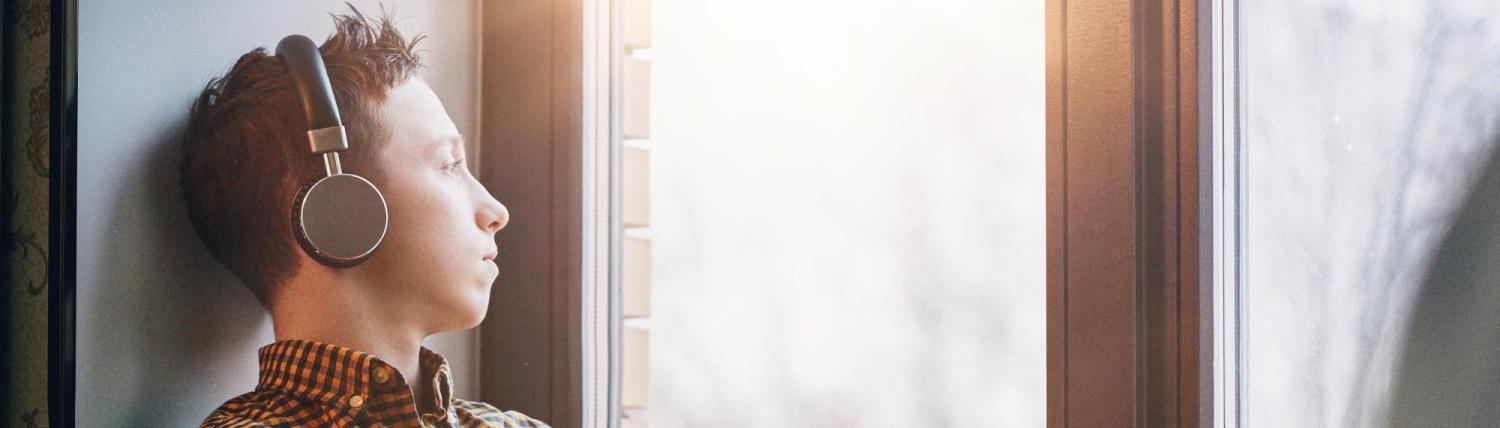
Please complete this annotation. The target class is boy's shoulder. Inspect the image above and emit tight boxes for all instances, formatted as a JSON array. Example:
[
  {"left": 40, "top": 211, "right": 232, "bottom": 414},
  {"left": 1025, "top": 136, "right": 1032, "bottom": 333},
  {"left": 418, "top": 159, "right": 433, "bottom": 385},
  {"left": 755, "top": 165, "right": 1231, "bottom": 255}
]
[
  {"left": 452, "top": 398, "right": 552, "bottom": 427},
  {"left": 199, "top": 390, "right": 305, "bottom": 427},
  {"left": 199, "top": 390, "right": 550, "bottom": 427}
]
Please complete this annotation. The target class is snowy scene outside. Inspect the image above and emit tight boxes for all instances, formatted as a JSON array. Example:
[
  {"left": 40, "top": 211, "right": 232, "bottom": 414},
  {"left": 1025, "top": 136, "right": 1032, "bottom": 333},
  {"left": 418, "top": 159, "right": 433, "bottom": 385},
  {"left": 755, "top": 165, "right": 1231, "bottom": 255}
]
[
  {"left": 1242, "top": 1, "right": 1500, "bottom": 426},
  {"left": 642, "top": 0, "right": 1045, "bottom": 426}
]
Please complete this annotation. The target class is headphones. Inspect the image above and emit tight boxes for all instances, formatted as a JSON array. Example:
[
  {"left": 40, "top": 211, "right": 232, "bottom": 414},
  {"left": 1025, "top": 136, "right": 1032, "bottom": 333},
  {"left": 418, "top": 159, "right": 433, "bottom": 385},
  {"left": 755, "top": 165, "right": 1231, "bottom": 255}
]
[{"left": 276, "top": 34, "right": 389, "bottom": 267}]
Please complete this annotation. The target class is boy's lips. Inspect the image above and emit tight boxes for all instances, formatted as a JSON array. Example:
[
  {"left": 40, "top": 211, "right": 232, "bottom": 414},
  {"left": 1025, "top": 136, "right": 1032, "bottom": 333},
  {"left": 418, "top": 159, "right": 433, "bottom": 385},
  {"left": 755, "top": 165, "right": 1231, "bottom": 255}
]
[{"left": 482, "top": 249, "right": 497, "bottom": 262}]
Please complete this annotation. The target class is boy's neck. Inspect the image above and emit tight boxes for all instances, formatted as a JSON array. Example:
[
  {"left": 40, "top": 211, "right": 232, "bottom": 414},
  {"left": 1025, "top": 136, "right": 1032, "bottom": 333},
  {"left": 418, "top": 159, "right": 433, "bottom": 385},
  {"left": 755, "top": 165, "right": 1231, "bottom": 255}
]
[{"left": 268, "top": 278, "right": 433, "bottom": 412}]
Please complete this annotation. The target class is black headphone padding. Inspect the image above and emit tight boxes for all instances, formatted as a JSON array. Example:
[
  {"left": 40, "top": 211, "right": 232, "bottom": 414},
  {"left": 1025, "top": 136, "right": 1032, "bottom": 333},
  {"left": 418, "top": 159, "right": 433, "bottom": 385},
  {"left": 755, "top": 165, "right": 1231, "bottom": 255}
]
[{"left": 276, "top": 35, "right": 342, "bottom": 130}]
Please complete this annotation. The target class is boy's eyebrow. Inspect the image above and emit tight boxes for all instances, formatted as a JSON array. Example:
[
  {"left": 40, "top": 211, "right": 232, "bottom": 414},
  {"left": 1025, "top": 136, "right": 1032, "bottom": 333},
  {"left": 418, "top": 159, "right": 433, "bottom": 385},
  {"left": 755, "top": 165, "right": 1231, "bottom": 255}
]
[{"left": 429, "top": 134, "right": 465, "bottom": 154}]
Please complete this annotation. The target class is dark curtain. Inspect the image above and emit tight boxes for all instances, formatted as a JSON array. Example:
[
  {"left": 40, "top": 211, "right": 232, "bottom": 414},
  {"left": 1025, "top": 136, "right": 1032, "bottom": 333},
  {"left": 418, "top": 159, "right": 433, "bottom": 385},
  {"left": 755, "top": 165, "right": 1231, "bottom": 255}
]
[{"left": 2, "top": 0, "right": 53, "bottom": 426}]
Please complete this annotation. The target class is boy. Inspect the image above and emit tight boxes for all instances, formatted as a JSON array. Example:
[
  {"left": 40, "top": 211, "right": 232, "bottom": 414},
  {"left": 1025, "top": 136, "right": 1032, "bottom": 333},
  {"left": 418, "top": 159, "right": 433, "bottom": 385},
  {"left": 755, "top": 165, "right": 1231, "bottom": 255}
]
[{"left": 180, "top": 6, "right": 546, "bottom": 427}]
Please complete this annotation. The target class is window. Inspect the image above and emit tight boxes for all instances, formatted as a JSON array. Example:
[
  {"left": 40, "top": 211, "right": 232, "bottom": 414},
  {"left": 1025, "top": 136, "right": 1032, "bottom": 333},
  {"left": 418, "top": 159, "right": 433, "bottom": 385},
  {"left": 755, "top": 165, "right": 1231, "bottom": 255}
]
[
  {"left": 605, "top": 0, "right": 1048, "bottom": 425},
  {"left": 537, "top": 0, "right": 1500, "bottom": 425},
  {"left": 1228, "top": 0, "right": 1500, "bottom": 426}
]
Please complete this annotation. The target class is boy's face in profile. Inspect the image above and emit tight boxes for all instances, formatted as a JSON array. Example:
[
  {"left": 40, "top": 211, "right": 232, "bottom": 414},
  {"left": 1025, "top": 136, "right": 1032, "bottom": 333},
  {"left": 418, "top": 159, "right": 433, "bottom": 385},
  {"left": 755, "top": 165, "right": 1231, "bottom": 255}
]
[{"left": 345, "top": 77, "right": 509, "bottom": 333}]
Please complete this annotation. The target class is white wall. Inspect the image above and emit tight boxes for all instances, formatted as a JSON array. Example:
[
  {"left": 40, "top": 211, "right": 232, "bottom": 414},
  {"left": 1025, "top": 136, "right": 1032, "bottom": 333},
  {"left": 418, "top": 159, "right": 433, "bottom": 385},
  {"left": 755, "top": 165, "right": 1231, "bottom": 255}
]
[{"left": 76, "top": 1, "right": 479, "bottom": 425}]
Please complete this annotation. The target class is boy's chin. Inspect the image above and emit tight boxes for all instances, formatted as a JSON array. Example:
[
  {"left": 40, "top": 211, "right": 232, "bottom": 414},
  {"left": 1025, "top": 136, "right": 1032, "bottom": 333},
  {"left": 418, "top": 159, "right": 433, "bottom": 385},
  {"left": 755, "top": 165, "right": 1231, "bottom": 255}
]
[{"left": 431, "top": 296, "right": 490, "bottom": 332}]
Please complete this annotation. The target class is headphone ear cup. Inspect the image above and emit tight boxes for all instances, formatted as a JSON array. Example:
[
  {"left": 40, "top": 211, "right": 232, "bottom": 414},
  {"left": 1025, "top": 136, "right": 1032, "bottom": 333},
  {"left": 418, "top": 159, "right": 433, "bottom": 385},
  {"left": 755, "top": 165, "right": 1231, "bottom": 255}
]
[{"left": 291, "top": 174, "right": 389, "bottom": 267}]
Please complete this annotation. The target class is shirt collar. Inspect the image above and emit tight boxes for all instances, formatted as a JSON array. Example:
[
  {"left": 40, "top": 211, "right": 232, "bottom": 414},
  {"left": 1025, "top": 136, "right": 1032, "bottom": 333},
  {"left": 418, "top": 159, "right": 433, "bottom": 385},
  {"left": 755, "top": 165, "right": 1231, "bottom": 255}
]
[{"left": 254, "top": 339, "right": 455, "bottom": 416}]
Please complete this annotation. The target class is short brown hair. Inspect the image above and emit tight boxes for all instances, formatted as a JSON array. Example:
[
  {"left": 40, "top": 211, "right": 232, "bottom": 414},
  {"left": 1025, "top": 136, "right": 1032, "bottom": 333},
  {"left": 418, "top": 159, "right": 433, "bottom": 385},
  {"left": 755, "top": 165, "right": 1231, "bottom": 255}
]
[{"left": 179, "top": 4, "right": 426, "bottom": 307}]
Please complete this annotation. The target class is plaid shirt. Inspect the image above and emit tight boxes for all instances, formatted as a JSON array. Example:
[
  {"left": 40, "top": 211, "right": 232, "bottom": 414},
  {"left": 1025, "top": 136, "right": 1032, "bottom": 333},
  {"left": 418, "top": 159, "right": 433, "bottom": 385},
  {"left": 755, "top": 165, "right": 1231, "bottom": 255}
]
[{"left": 201, "top": 339, "right": 548, "bottom": 427}]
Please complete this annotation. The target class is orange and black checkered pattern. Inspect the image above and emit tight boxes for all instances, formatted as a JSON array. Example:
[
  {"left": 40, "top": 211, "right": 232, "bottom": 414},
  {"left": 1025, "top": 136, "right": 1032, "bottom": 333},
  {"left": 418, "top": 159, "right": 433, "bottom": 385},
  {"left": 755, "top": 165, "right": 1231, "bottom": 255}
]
[{"left": 200, "top": 339, "right": 548, "bottom": 427}]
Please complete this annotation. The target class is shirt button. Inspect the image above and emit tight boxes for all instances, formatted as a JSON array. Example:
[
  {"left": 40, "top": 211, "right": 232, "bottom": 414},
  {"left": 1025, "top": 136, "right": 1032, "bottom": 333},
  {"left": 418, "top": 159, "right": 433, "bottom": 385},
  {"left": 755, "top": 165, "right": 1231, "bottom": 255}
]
[
  {"left": 348, "top": 395, "right": 365, "bottom": 408},
  {"left": 372, "top": 367, "right": 391, "bottom": 384}
]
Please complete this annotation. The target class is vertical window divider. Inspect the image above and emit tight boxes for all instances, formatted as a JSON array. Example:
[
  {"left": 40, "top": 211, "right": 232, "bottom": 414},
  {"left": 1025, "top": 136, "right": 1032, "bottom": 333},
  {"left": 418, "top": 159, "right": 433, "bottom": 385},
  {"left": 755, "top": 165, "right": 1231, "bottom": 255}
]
[
  {"left": 1207, "top": 0, "right": 1243, "bottom": 425},
  {"left": 1047, "top": 0, "right": 1209, "bottom": 425}
]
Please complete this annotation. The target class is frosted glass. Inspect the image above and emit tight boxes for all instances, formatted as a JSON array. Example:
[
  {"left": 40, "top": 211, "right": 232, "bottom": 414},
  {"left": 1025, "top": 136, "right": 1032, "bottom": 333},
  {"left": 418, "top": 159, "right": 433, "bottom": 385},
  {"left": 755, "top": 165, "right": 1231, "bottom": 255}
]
[
  {"left": 1242, "top": 1, "right": 1500, "bottom": 426},
  {"left": 647, "top": 0, "right": 1045, "bottom": 426}
]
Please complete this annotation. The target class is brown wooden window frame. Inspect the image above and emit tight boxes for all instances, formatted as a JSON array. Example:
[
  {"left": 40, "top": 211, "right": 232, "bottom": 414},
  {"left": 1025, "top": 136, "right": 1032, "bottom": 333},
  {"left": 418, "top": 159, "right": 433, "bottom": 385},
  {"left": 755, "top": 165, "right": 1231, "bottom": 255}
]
[
  {"left": 1046, "top": 0, "right": 1216, "bottom": 426},
  {"left": 476, "top": 0, "right": 1224, "bottom": 426},
  {"left": 476, "top": 0, "right": 587, "bottom": 426}
]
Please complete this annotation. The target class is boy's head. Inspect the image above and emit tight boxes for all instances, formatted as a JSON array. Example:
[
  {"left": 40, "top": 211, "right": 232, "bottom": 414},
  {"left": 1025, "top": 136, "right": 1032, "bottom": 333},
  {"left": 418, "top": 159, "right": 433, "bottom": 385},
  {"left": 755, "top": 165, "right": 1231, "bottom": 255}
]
[{"left": 179, "top": 6, "right": 508, "bottom": 332}]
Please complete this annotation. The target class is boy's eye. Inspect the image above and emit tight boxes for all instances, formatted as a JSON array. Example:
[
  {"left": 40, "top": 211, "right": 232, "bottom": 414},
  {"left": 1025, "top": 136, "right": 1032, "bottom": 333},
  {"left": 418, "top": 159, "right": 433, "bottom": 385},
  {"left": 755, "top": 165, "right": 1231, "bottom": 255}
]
[{"left": 444, "top": 159, "right": 463, "bottom": 173}]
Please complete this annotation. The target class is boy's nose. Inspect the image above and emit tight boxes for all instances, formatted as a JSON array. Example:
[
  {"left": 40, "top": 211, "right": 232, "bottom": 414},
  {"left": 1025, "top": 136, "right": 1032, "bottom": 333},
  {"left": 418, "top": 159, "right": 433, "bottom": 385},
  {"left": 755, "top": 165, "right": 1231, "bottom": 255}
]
[{"left": 478, "top": 192, "right": 508, "bottom": 233}]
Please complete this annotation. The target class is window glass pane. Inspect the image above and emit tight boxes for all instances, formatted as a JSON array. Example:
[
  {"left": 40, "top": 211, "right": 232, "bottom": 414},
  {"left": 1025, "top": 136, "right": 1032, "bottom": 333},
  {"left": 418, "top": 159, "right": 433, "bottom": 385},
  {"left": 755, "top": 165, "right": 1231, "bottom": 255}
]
[
  {"left": 640, "top": 0, "right": 1045, "bottom": 425},
  {"left": 1242, "top": 2, "right": 1500, "bottom": 425}
]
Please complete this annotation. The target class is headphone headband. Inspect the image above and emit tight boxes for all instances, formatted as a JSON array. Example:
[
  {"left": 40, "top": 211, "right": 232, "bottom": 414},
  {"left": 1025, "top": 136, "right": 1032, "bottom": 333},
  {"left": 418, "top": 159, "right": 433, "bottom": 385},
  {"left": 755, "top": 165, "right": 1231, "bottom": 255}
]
[
  {"left": 275, "top": 34, "right": 348, "bottom": 154},
  {"left": 274, "top": 33, "right": 388, "bottom": 267}
]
